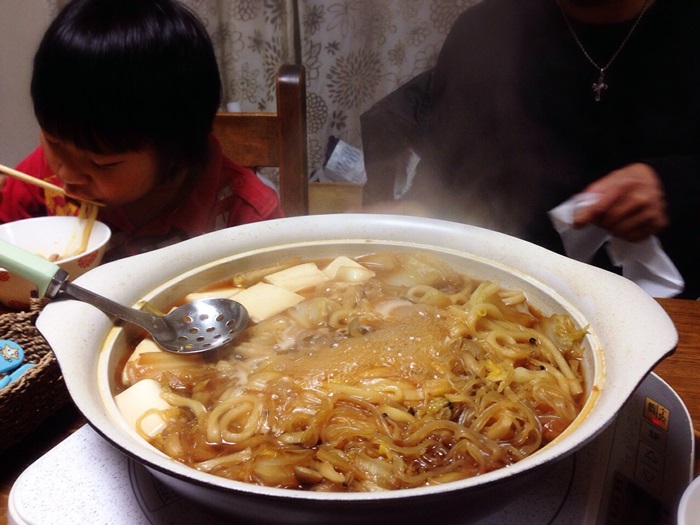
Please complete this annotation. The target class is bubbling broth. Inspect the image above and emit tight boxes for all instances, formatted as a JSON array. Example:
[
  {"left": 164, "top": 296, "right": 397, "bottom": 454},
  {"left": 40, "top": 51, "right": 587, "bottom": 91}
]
[{"left": 117, "top": 251, "right": 588, "bottom": 491}]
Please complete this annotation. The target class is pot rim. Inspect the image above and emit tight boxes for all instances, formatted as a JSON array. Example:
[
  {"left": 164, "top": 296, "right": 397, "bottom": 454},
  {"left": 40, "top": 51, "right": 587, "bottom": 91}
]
[{"left": 37, "top": 214, "right": 677, "bottom": 502}]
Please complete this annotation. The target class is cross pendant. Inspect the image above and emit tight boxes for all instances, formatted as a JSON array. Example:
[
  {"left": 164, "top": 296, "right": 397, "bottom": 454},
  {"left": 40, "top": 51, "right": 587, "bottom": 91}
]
[{"left": 592, "top": 69, "right": 608, "bottom": 102}]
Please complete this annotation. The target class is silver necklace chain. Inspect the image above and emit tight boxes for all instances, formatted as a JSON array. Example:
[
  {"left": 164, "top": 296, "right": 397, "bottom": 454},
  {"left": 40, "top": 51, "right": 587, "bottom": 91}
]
[{"left": 558, "top": 0, "right": 652, "bottom": 101}]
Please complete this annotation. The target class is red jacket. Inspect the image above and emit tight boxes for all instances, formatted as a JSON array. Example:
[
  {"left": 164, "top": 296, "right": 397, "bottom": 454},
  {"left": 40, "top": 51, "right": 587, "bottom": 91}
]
[{"left": 0, "top": 135, "right": 283, "bottom": 261}]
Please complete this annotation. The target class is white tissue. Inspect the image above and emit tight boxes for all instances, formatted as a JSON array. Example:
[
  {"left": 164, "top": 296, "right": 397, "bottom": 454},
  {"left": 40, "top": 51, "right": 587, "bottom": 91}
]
[
  {"left": 548, "top": 193, "right": 684, "bottom": 298},
  {"left": 226, "top": 101, "right": 241, "bottom": 112},
  {"left": 323, "top": 139, "right": 367, "bottom": 185}
]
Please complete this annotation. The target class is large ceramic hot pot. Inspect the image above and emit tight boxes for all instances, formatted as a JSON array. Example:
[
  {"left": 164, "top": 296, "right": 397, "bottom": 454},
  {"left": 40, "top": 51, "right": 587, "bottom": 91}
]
[{"left": 36, "top": 215, "right": 677, "bottom": 524}]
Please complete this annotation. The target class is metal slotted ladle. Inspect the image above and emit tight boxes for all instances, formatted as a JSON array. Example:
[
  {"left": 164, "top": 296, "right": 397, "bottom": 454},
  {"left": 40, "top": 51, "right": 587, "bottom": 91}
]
[{"left": 0, "top": 239, "right": 248, "bottom": 354}]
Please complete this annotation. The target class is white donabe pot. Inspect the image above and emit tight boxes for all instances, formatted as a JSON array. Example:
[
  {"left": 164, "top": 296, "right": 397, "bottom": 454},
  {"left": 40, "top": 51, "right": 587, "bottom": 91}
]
[{"left": 36, "top": 215, "right": 677, "bottom": 524}]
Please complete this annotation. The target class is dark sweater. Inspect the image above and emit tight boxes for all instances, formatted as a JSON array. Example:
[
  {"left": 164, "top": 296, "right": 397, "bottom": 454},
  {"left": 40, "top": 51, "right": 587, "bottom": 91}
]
[{"left": 361, "top": 0, "right": 700, "bottom": 298}]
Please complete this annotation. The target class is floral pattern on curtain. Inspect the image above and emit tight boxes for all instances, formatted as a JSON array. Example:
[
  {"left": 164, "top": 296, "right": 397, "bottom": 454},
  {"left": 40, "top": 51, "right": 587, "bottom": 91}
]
[
  {"left": 41, "top": 0, "right": 65, "bottom": 17},
  {"left": 179, "top": 0, "right": 297, "bottom": 111},
  {"left": 300, "top": 0, "right": 479, "bottom": 170},
  {"left": 42, "top": 0, "right": 481, "bottom": 175}
]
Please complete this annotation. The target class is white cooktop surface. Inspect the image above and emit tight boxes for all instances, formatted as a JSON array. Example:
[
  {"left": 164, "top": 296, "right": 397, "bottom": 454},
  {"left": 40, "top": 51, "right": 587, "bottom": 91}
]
[{"left": 8, "top": 373, "right": 694, "bottom": 525}]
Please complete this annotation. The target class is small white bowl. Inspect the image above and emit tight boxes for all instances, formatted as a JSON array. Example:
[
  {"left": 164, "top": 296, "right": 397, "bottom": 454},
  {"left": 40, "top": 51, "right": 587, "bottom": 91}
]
[
  {"left": 0, "top": 216, "right": 111, "bottom": 309},
  {"left": 678, "top": 475, "right": 700, "bottom": 525}
]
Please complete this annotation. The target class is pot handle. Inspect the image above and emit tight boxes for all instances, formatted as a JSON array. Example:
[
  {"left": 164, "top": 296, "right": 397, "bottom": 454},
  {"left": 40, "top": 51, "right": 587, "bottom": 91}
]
[{"left": 0, "top": 238, "right": 61, "bottom": 297}]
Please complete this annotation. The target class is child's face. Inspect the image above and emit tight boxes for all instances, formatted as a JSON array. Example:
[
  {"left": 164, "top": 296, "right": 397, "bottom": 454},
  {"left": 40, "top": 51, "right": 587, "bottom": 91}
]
[{"left": 40, "top": 130, "right": 160, "bottom": 207}]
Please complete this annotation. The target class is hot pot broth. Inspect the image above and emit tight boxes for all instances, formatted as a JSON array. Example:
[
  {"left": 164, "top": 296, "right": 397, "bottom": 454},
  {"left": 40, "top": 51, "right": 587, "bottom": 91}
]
[{"left": 117, "top": 251, "right": 587, "bottom": 491}]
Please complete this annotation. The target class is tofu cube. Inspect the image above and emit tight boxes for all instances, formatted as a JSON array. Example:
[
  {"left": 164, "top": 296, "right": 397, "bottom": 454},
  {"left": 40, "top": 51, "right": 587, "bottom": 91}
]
[
  {"left": 264, "top": 262, "right": 329, "bottom": 292},
  {"left": 121, "top": 338, "right": 163, "bottom": 384},
  {"left": 322, "top": 256, "right": 375, "bottom": 282},
  {"left": 115, "top": 378, "right": 171, "bottom": 439},
  {"left": 234, "top": 282, "right": 304, "bottom": 322},
  {"left": 184, "top": 286, "right": 241, "bottom": 303}
]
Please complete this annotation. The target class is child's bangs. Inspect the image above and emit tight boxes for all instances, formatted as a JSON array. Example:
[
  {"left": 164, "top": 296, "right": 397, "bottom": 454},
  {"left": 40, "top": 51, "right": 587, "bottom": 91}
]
[{"left": 35, "top": 68, "right": 150, "bottom": 154}]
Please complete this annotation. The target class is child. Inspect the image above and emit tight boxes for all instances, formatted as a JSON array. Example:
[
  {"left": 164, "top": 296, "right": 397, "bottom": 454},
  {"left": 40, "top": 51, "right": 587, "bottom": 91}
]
[{"left": 0, "top": 0, "right": 283, "bottom": 261}]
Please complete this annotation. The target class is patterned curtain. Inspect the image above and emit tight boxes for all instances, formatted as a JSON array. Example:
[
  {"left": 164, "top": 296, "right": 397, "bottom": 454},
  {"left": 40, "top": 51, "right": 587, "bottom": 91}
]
[
  {"left": 179, "top": 0, "right": 297, "bottom": 112},
  {"left": 41, "top": 0, "right": 481, "bottom": 175},
  {"left": 41, "top": 0, "right": 66, "bottom": 17},
  {"left": 300, "top": 0, "right": 479, "bottom": 171}
]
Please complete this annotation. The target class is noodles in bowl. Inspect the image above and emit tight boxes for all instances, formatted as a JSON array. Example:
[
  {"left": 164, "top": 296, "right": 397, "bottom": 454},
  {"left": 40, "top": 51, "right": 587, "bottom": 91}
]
[
  {"left": 116, "top": 251, "right": 588, "bottom": 491},
  {"left": 0, "top": 215, "right": 110, "bottom": 309}
]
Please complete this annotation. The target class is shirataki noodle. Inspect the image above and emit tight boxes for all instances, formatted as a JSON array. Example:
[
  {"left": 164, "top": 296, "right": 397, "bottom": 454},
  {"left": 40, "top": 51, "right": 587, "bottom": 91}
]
[{"left": 119, "top": 251, "right": 588, "bottom": 491}]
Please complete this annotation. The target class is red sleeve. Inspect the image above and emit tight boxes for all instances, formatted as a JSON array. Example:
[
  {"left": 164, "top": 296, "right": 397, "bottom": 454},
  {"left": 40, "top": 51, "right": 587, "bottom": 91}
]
[
  {"left": 0, "top": 147, "right": 51, "bottom": 223},
  {"left": 220, "top": 157, "right": 284, "bottom": 227}
]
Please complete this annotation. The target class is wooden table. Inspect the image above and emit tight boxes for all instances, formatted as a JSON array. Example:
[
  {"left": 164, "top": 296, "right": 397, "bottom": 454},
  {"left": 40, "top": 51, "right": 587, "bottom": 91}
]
[
  {"left": 650, "top": 299, "right": 700, "bottom": 437},
  {"left": 0, "top": 297, "right": 698, "bottom": 523}
]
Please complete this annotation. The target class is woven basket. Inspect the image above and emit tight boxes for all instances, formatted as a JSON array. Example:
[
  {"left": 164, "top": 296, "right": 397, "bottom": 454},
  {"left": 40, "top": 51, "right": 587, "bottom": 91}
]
[{"left": 0, "top": 299, "right": 71, "bottom": 453}]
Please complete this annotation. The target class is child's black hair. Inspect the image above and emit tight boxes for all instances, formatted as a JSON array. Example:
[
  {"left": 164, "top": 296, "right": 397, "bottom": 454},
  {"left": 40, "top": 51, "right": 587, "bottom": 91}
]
[{"left": 31, "top": 0, "right": 222, "bottom": 177}]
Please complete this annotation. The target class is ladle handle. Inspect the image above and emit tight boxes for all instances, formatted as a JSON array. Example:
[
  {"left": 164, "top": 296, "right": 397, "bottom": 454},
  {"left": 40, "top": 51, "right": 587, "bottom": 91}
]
[
  {"left": 0, "top": 238, "right": 61, "bottom": 297},
  {"left": 0, "top": 239, "right": 166, "bottom": 334},
  {"left": 60, "top": 279, "right": 167, "bottom": 334}
]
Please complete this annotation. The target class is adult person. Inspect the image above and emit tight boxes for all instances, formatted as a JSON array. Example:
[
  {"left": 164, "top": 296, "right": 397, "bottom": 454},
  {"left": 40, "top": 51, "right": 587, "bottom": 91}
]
[
  {"left": 0, "top": 0, "right": 282, "bottom": 261},
  {"left": 361, "top": 0, "right": 699, "bottom": 299}
]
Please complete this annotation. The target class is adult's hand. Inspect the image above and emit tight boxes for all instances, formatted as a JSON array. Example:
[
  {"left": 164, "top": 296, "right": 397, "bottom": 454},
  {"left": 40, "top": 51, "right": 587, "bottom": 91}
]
[{"left": 573, "top": 163, "right": 668, "bottom": 242}]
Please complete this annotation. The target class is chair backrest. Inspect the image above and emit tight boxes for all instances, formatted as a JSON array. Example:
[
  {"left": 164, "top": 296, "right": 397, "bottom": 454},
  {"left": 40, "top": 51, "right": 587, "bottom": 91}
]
[{"left": 212, "top": 64, "right": 309, "bottom": 216}]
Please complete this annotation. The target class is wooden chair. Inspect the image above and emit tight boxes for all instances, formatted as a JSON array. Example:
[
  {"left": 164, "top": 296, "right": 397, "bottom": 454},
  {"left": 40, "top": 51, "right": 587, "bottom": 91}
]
[{"left": 212, "top": 64, "right": 309, "bottom": 216}]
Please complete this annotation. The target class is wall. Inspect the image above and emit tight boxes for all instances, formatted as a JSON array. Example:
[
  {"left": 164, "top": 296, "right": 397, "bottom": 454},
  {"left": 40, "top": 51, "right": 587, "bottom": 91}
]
[{"left": 0, "top": 1, "right": 51, "bottom": 166}]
